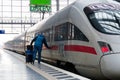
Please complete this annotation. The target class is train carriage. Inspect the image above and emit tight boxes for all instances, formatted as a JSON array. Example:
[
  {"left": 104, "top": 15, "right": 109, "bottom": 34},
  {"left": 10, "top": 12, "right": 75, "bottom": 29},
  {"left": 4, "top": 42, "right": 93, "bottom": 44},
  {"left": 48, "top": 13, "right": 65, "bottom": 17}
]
[{"left": 4, "top": 0, "right": 120, "bottom": 79}]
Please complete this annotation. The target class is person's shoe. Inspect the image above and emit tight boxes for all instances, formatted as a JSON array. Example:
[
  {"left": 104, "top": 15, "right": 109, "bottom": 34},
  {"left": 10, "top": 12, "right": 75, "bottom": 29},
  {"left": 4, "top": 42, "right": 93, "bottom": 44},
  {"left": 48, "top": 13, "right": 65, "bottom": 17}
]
[{"left": 32, "top": 60, "right": 34, "bottom": 64}]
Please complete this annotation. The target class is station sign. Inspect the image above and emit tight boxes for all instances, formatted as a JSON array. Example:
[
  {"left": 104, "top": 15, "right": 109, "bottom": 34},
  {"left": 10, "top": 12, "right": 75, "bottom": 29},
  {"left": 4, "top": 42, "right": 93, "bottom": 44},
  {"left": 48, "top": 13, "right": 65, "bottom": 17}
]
[
  {"left": 30, "top": 0, "right": 51, "bottom": 6},
  {"left": 30, "top": 5, "right": 51, "bottom": 12},
  {"left": 30, "top": 0, "right": 51, "bottom": 12}
]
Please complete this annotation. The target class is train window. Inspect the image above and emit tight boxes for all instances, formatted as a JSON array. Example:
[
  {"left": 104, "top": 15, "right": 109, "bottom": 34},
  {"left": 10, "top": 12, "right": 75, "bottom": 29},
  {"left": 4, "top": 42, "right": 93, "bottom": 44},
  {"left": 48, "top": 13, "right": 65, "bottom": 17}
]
[
  {"left": 43, "top": 29, "right": 51, "bottom": 42},
  {"left": 37, "top": 29, "right": 52, "bottom": 42},
  {"left": 54, "top": 22, "right": 89, "bottom": 42},
  {"left": 68, "top": 23, "right": 89, "bottom": 41},
  {"left": 73, "top": 25, "right": 89, "bottom": 41},
  {"left": 54, "top": 23, "right": 69, "bottom": 41},
  {"left": 26, "top": 32, "right": 35, "bottom": 45},
  {"left": 87, "top": 9, "right": 120, "bottom": 35}
]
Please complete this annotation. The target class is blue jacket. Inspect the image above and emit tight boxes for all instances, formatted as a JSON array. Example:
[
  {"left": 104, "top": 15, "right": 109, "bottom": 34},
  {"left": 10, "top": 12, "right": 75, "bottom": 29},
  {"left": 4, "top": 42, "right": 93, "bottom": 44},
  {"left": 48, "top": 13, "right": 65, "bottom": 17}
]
[{"left": 30, "top": 34, "right": 49, "bottom": 49}]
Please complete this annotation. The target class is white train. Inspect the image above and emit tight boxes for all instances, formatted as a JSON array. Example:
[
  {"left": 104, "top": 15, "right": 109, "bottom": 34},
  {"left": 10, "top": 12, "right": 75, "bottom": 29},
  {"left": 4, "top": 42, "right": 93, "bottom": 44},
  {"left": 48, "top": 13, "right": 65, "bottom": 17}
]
[{"left": 4, "top": 0, "right": 120, "bottom": 79}]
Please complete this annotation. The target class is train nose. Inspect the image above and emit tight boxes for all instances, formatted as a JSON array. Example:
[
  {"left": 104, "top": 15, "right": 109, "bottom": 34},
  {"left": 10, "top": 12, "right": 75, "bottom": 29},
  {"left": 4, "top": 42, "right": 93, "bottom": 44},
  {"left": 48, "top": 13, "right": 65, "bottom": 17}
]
[{"left": 100, "top": 53, "right": 120, "bottom": 79}]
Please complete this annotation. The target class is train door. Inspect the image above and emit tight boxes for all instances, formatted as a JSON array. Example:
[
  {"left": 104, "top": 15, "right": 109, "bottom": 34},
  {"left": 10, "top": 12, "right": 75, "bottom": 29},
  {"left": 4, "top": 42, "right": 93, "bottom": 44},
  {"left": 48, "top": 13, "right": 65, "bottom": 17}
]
[
  {"left": 48, "top": 28, "right": 53, "bottom": 57},
  {"left": 50, "top": 25, "right": 62, "bottom": 59},
  {"left": 53, "top": 23, "right": 69, "bottom": 61},
  {"left": 49, "top": 28, "right": 53, "bottom": 49},
  {"left": 41, "top": 28, "right": 53, "bottom": 58}
]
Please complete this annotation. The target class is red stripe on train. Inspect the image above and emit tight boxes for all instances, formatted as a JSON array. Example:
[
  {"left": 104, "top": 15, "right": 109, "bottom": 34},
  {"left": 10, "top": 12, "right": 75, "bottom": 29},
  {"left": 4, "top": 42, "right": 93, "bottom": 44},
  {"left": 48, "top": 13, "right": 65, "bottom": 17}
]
[
  {"left": 51, "top": 45, "right": 58, "bottom": 50},
  {"left": 64, "top": 45, "right": 97, "bottom": 55},
  {"left": 50, "top": 45, "right": 97, "bottom": 55}
]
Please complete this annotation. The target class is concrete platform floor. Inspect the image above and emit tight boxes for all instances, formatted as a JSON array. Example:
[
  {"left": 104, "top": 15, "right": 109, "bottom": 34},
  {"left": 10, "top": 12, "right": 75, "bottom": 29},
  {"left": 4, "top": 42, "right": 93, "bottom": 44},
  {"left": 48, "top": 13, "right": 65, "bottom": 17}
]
[{"left": 0, "top": 49, "right": 47, "bottom": 80}]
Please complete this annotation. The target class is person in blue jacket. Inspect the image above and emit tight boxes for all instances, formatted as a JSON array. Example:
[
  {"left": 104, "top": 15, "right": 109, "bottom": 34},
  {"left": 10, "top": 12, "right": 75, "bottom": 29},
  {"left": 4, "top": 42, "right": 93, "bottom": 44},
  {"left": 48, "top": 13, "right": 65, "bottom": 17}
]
[{"left": 30, "top": 33, "right": 50, "bottom": 64}]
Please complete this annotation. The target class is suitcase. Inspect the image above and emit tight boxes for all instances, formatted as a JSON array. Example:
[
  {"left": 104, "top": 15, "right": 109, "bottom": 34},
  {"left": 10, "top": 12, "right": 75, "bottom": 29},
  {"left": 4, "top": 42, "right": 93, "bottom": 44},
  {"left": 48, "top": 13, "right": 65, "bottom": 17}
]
[
  {"left": 25, "top": 45, "right": 34, "bottom": 64},
  {"left": 26, "top": 54, "right": 33, "bottom": 64}
]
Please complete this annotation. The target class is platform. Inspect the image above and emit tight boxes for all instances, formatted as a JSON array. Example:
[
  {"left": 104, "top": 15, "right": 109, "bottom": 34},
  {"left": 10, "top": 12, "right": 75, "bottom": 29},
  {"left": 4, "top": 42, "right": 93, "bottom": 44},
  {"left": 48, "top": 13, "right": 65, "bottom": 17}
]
[
  {"left": 0, "top": 49, "right": 48, "bottom": 80},
  {"left": 1, "top": 49, "right": 90, "bottom": 80}
]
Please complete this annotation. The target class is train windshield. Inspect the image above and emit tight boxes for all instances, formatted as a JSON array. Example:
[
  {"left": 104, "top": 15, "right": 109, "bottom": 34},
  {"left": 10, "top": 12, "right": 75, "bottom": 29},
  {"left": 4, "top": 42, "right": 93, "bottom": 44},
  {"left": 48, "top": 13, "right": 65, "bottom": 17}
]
[{"left": 84, "top": 3, "right": 120, "bottom": 35}]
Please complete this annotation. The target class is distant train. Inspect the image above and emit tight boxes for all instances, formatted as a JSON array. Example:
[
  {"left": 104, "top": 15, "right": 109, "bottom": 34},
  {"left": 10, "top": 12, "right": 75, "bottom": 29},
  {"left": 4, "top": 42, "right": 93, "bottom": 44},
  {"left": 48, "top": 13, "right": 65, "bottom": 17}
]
[{"left": 4, "top": 0, "right": 120, "bottom": 79}]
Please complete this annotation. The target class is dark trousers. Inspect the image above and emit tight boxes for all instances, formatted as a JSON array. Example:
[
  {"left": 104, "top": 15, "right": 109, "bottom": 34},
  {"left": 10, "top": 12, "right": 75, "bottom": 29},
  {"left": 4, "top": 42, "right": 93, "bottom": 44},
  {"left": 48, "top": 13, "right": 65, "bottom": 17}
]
[{"left": 33, "top": 45, "right": 42, "bottom": 64}]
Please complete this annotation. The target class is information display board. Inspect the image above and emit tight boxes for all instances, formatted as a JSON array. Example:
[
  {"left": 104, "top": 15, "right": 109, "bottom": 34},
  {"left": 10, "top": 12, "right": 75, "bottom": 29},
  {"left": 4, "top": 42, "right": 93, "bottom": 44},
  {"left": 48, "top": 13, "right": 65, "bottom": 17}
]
[
  {"left": 30, "top": 0, "right": 51, "bottom": 6},
  {"left": 30, "top": 0, "right": 51, "bottom": 12}
]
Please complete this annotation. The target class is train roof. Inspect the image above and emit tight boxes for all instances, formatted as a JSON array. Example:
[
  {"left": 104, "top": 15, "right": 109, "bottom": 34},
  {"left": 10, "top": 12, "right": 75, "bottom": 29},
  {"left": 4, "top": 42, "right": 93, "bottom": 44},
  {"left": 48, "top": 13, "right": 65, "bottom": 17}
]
[{"left": 27, "top": 0, "right": 120, "bottom": 33}]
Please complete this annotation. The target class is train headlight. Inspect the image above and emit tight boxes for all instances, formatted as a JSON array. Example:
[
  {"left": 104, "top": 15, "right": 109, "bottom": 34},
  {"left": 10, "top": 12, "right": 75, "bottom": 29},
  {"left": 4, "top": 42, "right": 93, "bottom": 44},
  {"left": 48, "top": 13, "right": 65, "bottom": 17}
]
[{"left": 98, "top": 41, "right": 112, "bottom": 54}]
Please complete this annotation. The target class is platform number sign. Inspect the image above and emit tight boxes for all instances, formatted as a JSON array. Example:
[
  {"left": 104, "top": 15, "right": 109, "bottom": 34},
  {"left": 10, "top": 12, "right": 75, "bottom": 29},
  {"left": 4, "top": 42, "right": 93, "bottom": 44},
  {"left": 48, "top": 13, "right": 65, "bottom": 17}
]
[{"left": 30, "top": 0, "right": 51, "bottom": 12}]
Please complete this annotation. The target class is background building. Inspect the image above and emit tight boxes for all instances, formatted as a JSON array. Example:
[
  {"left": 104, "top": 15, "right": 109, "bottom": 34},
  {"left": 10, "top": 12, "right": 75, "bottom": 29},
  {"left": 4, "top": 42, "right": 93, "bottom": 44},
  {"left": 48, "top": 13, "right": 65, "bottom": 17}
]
[{"left": 0, "top": 0, "right": 75, "bottom": 34}]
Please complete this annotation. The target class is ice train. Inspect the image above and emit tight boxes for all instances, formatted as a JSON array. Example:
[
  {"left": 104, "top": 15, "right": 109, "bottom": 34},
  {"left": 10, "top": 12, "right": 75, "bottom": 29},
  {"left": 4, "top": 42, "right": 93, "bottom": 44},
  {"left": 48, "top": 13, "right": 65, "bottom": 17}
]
[{"left": 4, "top": 0, "right": 120, "bottom": 79}]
